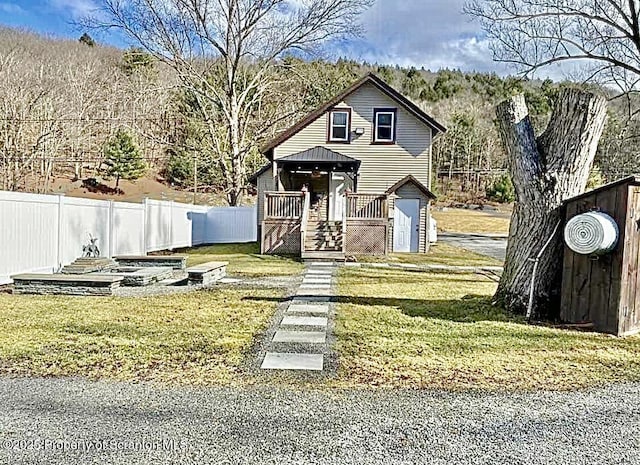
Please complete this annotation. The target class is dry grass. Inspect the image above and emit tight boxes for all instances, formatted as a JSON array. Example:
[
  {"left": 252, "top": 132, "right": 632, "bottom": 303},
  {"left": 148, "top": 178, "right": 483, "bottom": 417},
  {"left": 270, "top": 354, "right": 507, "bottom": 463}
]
[
  {"left": 432, "top": 209, "right": 511, "bottom": 235},
  {"left": 335, "top": 267, "right": 640, "bottom": 391},
  {"left": 356, "top": 243, "right": 502, "bottom": 267},
  {"left": 183, "top": 243, "right": 305, "bottom": 278},
  {"left": 46, "top": 173, "right": 237, "bottom": 206},
  {"left": 0, "top": 286, "right": 282, "bottom": 385},
  {"left": 0, "top": 243, "right": 305, "bottom": 385}
]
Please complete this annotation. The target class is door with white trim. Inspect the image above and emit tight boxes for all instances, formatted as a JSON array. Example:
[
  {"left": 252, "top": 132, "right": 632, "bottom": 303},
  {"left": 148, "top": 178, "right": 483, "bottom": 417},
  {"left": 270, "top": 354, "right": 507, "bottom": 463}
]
[
  {"left": 394, "top": 199, "right": 420, "bottom": 253},
  {"left": 329, "top": 173, "right": 349, "bottom": 221}
]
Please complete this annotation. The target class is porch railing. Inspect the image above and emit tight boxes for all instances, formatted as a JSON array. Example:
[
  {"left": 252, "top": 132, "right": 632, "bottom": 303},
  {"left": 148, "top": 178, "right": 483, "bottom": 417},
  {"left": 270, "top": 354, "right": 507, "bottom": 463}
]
[
  {"left": 346, "top": 193, "right": 388, "bottom": 219},
  {"left": 264, "top": 191, "right": 305, "bottom": 219}
]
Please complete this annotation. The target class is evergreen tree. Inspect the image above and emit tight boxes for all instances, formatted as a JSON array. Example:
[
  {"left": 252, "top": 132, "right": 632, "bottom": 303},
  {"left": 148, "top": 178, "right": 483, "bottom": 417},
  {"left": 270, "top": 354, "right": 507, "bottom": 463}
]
[
  {"left": 79, "top": 33, "right": 96, "bottom": 47},
  {"left": 102, "top": 129, "right": 146, "bottom": 189}
]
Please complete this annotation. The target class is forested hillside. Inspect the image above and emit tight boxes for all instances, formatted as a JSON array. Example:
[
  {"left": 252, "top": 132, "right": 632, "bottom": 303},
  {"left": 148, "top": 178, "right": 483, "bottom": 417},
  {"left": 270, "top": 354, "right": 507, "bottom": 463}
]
[{"left": 0, "top": 27, "right": 635, "bottom": 203}]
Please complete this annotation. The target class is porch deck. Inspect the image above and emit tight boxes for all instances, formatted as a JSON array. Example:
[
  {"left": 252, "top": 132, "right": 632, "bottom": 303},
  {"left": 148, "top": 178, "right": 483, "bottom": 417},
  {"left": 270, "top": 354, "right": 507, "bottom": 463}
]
[{"left": 261, "top": 191, "right": 389, "bottom": 258}]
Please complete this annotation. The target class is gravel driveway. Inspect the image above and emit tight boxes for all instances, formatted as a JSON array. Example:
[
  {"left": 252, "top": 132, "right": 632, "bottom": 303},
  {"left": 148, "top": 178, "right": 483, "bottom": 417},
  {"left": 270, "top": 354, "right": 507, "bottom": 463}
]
[
  {"left": 439, "top": 232, "right": 508, "bottom": 261},
  {"left": 1, "top": 377, "right": 639, "bottom": 464}
]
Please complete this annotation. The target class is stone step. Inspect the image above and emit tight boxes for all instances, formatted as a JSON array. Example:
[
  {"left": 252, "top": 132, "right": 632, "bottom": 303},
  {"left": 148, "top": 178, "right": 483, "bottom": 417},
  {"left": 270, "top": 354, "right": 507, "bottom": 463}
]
[
  {"left": 301, "top": 251, "right": 346, "bottom": 261},
  {"left": 261, "top": 352, "right": 324, "bottom": 371},
  {"left": 273, "top": 330, "right": 326, "bottom": 344},
  {"left": 281, "top": 315, "right": 328, "bottom": 327},
  {"left": 287, "top": 304, "right": 330, "bottom": 315}
]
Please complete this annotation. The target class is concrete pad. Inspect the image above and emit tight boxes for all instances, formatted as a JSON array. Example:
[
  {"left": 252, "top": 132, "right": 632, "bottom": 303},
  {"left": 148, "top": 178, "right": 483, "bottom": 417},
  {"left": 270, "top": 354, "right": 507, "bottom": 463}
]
[
  {"left": 299, "top": 284, "right": 331, "bottom": 290},
  {"left": 292, "top": 296, "right": 332, "bottom": 303},
  {"left": 305, "top": 276, "right": 332, "bottom": 281},
  {"left": 261, "top": 352, "right": 324, "bottom": 371},
  {"left": 287, "top": 304, "right": 329, "bottom": 315},
  {"left": 281, "top": 316, "right": 328, "bottom": 327},
  {"left": 273, "top": 330, "right": 326, "bottom": 344},
  {"left": 300, "top": 280, "right": 332, "bottom": 289},
  {"left": 306, "top": 262, "right": 335, "bottom": 267},
  {"left": 399, "top": 263, "right": 419, "bottom": 269},
  {"left": 296, "top": 288, "right": 332, "bottom": 296}
]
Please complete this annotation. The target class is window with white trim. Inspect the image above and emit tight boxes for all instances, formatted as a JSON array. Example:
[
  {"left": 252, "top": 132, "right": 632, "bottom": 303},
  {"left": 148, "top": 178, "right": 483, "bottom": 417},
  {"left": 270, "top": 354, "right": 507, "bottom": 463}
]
[
  {"left": 374, "top": 109, "right": 396, "bottom": 143},
  {"left": 329, "top": 110, "right": 350, "bottom": 142}
]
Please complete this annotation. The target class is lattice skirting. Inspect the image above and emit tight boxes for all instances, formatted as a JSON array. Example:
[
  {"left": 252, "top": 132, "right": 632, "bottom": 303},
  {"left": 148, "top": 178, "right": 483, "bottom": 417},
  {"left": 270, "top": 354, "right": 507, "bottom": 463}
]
[
  {"left": 345, "top": 220, "right": 388, "bottom": 255},
  {"left": 262, "top": 220, "right": 301, "bottom": 255}
]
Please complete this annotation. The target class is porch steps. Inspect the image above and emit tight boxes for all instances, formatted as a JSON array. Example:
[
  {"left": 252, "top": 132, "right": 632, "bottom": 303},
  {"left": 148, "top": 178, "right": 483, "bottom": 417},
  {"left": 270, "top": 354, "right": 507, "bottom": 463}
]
[{"left": 304, "top": 220, "right": 344, "bottom": 255}]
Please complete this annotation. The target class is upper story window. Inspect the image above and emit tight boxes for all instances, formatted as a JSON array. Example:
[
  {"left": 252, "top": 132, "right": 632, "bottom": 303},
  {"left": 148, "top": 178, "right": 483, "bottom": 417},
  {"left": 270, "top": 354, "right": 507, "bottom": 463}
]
[
  {"left": 329, "top": 109, "right": 351, "bottom": 143},
  {"left": 374, "top": 108, "right": 397, "bottom": 143}
]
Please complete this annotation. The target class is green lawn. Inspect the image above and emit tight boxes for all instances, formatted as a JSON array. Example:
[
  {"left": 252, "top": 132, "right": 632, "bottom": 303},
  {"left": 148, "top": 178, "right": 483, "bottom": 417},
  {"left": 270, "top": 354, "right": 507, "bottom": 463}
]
[
  {"left": 335, "top": 267, "right": 640, "bottom": 391},
  {"left": 183, "top": 242, "right": 305, "bottom": 278}
]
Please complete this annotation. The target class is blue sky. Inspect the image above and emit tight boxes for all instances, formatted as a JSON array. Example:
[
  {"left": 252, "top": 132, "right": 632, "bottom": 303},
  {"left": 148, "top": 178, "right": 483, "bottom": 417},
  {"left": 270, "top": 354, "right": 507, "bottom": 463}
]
[{"left": 0, "top": 0, "right": 506, "bottom": 73}]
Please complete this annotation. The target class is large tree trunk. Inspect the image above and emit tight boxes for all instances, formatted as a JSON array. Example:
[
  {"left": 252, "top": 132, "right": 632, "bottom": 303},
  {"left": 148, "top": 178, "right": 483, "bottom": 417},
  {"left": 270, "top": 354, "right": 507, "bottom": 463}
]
[{"left": 495, "top": 89, "right": 607, "bottom": 318}]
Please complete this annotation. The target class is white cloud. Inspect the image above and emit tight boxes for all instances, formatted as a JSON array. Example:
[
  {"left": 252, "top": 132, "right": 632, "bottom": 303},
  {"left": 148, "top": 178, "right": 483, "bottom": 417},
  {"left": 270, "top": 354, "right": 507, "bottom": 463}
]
[
  {"left": 345, "top": 0, "right": 579, "bottom": 79},
  {"left": 348, "top": 0, "right": 506, "bottom": 73},
  {"left": 0, "top": 2, "right": 26, "bottom": 14},
  {"left": 48, "top": 0, "right": 98, "bottom": 19}
]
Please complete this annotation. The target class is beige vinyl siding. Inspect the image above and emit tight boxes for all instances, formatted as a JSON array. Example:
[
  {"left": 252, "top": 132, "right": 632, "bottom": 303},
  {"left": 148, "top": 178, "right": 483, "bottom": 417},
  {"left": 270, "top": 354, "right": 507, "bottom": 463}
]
[
  {"left": 273, "top": 82, "right": 433, "bottom": 194},
  {"left": 256, "top": 166, "right": 274, "bottom": 225}
]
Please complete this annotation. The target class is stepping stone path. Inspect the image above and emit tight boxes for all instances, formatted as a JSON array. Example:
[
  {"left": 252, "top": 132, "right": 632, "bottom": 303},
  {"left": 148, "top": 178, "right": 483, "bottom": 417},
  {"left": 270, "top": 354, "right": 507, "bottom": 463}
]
[{"left": 260, "top": 262, "right": 335, "bottom": 372}]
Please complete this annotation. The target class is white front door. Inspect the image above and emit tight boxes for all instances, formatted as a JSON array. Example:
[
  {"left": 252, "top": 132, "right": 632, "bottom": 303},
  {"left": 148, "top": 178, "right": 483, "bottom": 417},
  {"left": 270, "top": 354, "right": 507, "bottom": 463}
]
[
  {"left": 329, "top": 173, "right": 347, "bottom": 221},
  {"left": 394, "top": 199, "right": 420, "bottom": 253}
]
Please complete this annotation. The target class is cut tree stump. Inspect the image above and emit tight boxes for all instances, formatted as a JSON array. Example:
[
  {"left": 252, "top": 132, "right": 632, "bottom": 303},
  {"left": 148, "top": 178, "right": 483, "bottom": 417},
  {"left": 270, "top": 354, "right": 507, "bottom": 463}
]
[{"left": 495, "top": 88, "right": 607, "bottom": 318}]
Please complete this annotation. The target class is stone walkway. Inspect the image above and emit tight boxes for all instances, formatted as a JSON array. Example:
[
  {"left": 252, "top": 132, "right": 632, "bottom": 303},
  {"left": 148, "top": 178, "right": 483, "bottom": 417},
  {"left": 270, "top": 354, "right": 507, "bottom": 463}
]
[{"left": 260, "top": 262, "right": 335, "bottom": 372}]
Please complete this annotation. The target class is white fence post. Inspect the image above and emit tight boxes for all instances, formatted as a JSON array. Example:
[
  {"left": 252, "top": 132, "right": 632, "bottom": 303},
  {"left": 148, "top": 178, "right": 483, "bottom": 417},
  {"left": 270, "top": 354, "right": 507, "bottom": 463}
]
[
  {"left": 56, "top": 194, "right": 65, "bottom": 271},
  {"left": 170, "top": 200, "right": 175, "bottom": 251},
  {"left": 108, "top": 200, "right": 115, "bottom": 258},
  {"left": 142, "top": 197, "right": 148, "bottom": 255}
]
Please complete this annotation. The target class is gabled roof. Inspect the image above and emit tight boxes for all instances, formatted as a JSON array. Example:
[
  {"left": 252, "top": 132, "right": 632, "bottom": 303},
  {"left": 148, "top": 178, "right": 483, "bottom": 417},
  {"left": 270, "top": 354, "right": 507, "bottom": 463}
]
[
  {"left": 277, "top": 146, "right": 360, "bottom": 165},
  {"left": 385, "top": 175, "right": 437, "bottom": 200},
  {"left": 248, "top": 163, "right": 272, "bottom": 185},
  {"left": 261, "top": 73, "right": 447, "bottom": 158}
]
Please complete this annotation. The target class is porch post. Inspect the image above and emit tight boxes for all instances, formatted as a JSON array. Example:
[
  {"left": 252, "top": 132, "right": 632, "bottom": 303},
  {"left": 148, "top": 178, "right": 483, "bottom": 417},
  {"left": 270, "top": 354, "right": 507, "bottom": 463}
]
[{"left": 273, "top": 161, "right": 282, "bottom": 191}]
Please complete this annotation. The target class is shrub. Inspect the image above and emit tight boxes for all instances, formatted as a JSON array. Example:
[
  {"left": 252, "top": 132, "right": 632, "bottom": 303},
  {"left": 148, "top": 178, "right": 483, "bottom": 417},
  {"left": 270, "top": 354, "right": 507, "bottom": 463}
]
[{"left": 486, "top": 173, "right": 515, "bottom": 203}]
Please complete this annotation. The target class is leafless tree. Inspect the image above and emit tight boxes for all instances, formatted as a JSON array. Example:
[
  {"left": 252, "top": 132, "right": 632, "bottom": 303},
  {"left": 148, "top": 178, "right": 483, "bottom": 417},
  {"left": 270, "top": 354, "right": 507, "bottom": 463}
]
[
  {"left": 86, "top": 0, "right": 373, "bottom": 205},
  {"left": 0, "top": 27, "right": 173, "bottom": 191},
  {"left": 465, "top": 0, "right": 640, "bottom": 92}
]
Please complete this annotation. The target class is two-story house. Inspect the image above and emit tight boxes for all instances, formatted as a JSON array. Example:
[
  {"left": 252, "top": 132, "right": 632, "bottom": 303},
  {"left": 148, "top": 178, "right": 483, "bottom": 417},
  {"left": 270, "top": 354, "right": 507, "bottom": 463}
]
[{"left": 251, "top": 73, "right": 446, "bottom": 259}]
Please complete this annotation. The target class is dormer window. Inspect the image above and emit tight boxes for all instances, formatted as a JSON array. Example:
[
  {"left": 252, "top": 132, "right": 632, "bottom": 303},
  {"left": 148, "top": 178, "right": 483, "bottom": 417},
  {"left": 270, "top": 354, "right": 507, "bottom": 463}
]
[
  {"left": 374, "top": 108, "right": 397, "bottom": 143},
  {"left": 329, "top": 109, "right": 351, "bottom": 143}
]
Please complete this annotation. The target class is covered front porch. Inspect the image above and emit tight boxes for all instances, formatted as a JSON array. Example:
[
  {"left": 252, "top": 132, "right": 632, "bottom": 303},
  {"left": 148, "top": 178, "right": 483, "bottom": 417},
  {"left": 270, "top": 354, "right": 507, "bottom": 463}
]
[
  {"left": 261, "top": 190, "right": 390, "bottom": 259},
  {"left": 260, "top": 148, "right": 389, "bottom": 258},
  {"left": 275, "top": 147, "right": 360, "bottom": 222}
]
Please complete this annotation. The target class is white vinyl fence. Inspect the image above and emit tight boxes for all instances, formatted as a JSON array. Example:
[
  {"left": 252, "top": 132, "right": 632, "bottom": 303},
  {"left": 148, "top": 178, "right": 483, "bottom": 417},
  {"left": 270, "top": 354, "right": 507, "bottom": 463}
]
[{"left": 0, "top": 191, "right": 257, "bottom": 284}]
